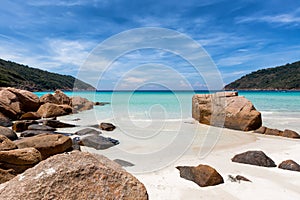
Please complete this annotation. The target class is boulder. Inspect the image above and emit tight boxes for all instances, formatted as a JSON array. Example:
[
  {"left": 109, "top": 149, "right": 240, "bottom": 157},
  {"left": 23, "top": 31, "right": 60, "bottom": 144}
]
[
  {"left": 20, "top": 112, "right": 41, "bottom": 120},
  {"left": 100, "top": 122, "right": 116, "bottom": 131},
  {"left": 12, "top": 120, "right": 38, "bottom": 132},
  {"left": 278, "top": 160, "right": 300, "bottom": 172},
  {"left": 0, "top": 126, "right": 18, "bottom": 141},
  {"left": 37, "top": 103, "right": 72, "bottom": 118},
  {"left": 75, "top": 128, "right": 101, "bottom": 136},
  {"left": 39, "top": 94, "right": 60, "bottom": 105},
  {"left": 15, "top": 134, "right": 72, "bottom": 159},
  {"left": 20, "top": 130, "right": 55, "bottom": 137},
  {"left": 0, "top": 147, "right": 42, "bottom": 173},
  {"left": 0, "top": 169, "right": 15, "bottom": 184},
  {"left": 0, "top": 88, "right": 39, "bottom": 119},
  {"left": 70, "top": 96, "right": 94, "bottom": 112},
  {"left": 192, "top": 92, "right": 262, "bottom": 131},
  {"left": 43, "top": 120, "right": 76, "bottom": 128},
  {"left": 79, "top": 134, "right": 119, "bottom": 150},
  {"left": 176, "top": 164, "right": 224, "bottom": 187},
  {"left": 0, "top": 151, "right": 148, "bottom": 200},
  {"left": 53, "top": 90, "right": 70, "bottom": 105},
  {"left": 0, "top": 135, "right": 17, "bottom": 151},
  {"left": 28, "top": 124, "right": 56, "bottom": 131},
  {"left": 232, "top": 150, "right": 276, "bottom": 167},
  {"left": 0, "top": 113, "right": 12, "bottom": 127},
  {"left": 281, "top": 129, "right": 300, "bottom": 139},
  {"left": 264, "top": 128, "right": 282, "bottom": 136}
]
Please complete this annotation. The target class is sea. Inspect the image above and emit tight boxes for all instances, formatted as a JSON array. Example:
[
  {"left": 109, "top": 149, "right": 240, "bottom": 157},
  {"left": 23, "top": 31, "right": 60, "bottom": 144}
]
[{"left": 35, "top": 90, "right": 300, "bottom": 133}]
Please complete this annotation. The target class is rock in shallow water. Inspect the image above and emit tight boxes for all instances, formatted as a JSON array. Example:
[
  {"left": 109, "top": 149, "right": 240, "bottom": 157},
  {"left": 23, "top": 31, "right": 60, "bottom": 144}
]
[
  {"left": 100, "top": 122, "right": 116, "bottom": 131},
  {"left": 231, "top": 150, "right": 276, "bottom": 167},
  {"left": 0, "top": 151, "right": 148, "bottom": 200},
  {"left": 176, "top": 164, "right": 224, "bottom": 187}
]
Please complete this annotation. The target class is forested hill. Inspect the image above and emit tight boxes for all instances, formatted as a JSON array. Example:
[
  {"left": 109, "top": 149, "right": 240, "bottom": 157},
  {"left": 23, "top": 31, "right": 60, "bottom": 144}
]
[
  {"left": 0, "top": 58, "right": 94, "bottom": 91},
  {"left": 225, "top": 61, "right": 300, "bottom": 90}
]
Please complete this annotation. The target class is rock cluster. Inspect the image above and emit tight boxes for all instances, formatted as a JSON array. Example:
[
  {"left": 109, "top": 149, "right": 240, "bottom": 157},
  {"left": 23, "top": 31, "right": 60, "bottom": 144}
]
[
  {"left": 254, "top": 126, "right": 300, "bottom": 139},
  {"left": 192, "top": 91, "right": 262, "bottom": 131}
]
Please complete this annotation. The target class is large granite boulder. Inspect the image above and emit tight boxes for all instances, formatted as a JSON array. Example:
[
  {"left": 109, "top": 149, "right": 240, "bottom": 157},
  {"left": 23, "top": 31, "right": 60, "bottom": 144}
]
[
  {"left": 12, "top": 120, "right": 38, "bottom": 132},
  {"left": 0, "top": 147, "right": 42, "bottom": 173},
  {"left": 232, "top": 150, "right": 276, "bottom": 167},
  {"left": 0, "top": 113, "right": 12, "bottom": 127},
  {"left": 53, "top": 90, "right": 70, "bottom": 105},
  {"left": 176, "top": 164, "right": 224, "bottom": 187},
  {"left": 15, "top": 134, "right": 72, "bottom": 159},
  {"left": 0, "top": 151, "right": 148, "bottom": 200},
  {"left": 37, "top": 103, "right": 72, "bottom": 118},
  {"left": 0, "top": 135, "right": 17, "bottom": 151},
  {"left": 39, "top": 94, "right": 60, "bottom": 105},
  {"left": 0, "top": 126, "right": 18, "bottom": 141},
  {"left": 0, "top": 88, "right": 39, "bottom": 119},
  {"left": 70, "top": 96, "right": 94, "bottom": 112},
  {"left": 278, "top": 160, "right": 300, "bottom": 172},
  {"left": 192, "top": 91, "right": 262, "bottom": 131}
]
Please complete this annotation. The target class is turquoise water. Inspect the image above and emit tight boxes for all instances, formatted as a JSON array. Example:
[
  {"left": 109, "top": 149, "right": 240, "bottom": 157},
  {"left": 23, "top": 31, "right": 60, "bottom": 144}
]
[{"left": 35, "top": 91, "right": 300, "bottom": 131}]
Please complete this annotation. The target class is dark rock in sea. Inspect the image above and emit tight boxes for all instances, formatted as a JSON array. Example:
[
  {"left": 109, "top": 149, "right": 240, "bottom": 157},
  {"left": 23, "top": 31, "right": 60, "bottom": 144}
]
[
  {"left": 79, "top": 134, "right": 119, "bottom": 150},
  {"left": 264, "top": 128, "right": 282, "bottom": 136},
  {"left": 100, "top": 122, "right": 116, "bottom": 131},
  {"left": 232, "top": 150, "right": 276, "bottom": 167},
  {"left": 75, "top": 128, "right": 102, "bottom": 136},
  {"left": 15, "top": 133, "right": 72, "bottom": 160},
  {"left": 254, "top": 126, "right": 267, "bottom": 134},
  {"left": 0, "top": 126, "right": 18, "bottom": 141},
  {"left": 192, "top": 92, "right": 262, "bottom": 131},
  {"left": 94, "top": 102, "right": 110, "bottom": 106},
  {"left": 0, "top": 151, "right": 149, "bottom": 200},
  {"left": 20, "top": 130, "right": 55, "bottom": 137},
  {"left": 43, "top": 120, "right": 76, "bottom": 128},
  {"left": 39, "top": 93, "right": 60, "bottom": 105},
  {"left": 281, "top": 129, "right": 300, "bottom": 139},
  {"left": 12, "top": 120, "right": 38, "bottom": 132},
  {"left": 28, "top": 124, "right": 56, "bottom": 131},
  {"left": 53, "top": 90, "right": 71, "bottom": 105},
  {"left": 71, "top": 118, "right": 81, "bottom": 121},
  {"left": 70, "top": 96, "right": 94, "bottom": 112},
  {"left": 20, "top": 112, "right": 41, "bottom": 120},
  {"left": 0, "top": 168, "right": 15, "bottom": 184},
  {"left": 0, "top": 147, "right": 42, "bottom": 174},
  {"left": 37, "top": 103, "right": 73, "bottom": 118},
  {"left": 113, "top": 159, "right": 134, "bottom": 167},
  {"left": 0, "top": 135, "right": 17, "bottom": 151},
  {"left": 278, "top": 160, "right": 300, "bottom": 172},
  {"left": 0, "top": 113, "right": 12, "bottom": 127},
  {"left": 176, "top": 164, "right": 224, "bottom": 187}
]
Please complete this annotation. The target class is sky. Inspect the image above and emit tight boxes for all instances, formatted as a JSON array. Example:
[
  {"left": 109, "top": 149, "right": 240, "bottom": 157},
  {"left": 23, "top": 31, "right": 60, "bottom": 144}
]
[{"left": 0, "top": 0, "right": 300, "bottom": 90}]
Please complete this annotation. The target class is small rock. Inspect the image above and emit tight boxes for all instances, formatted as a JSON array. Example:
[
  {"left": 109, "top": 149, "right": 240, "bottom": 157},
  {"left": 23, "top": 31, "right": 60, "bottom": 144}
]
[
  {"left": 0, "top": 135, "right": 17, "bottom": 151},
  {"left": 20, "top": 130, "right": 55, "bottom": 137},
  {"left": 0, "top": 113, "right": 12, "bottom": 127},
  {"left": 94, "top": 102, "right": 110, "bottom": 106},
  {"left": 176, "top": 164, "right": 224, "bottom": 187},
  {"left": 28, "top": 124, "right": 56, "bottom": 131},
  {"left": 0, "top": 168, "right": 15, "bottom": 184},
  {"left": 0, "top": 147, "right": 42, "bottom": 173},
  {"left": 236, "top": 175, "right": 251, "bottom": 182},
  {"left": 12, "top": 120, "right": 38, "bottom": 132},
  {"left": 15, "top": 134, "right": 72, "bottom": 159},
  {"left": 100, "top": 122, "right": 116, "bottom": 131},
  {"left": 264, "top": 128, "right": 282, "bottom": 136},
  {"left": 20, "top": 112, "right": 41, "bottom": 120},
  {"left": 0, "top": 126, "right": 18, "bottom": 140},
  {"left": 75, "top": 128, "right": 101, "bottom": 136},
  {"left": 114, "top": 159, "right": 134, "bottom": 167},
  {"left": 43, "top": 120, "right": 76, "bottom": 128},
  {"left": 79, "top": 134, "right": 119, "bottom": 150},
  {"left": 278, "top": 160, "right": 300, "bottom": 172},
  {"left": 232, "top": 150, "right": 276, "bottom": 167},
  {"left": 281, "top": 129, "right": 300, "bottom": 139}
]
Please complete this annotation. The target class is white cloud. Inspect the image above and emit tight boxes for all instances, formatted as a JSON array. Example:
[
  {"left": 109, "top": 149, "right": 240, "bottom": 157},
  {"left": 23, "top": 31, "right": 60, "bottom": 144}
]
[{"left": 236, "top": 13, "right": 300, "bottom": 25}]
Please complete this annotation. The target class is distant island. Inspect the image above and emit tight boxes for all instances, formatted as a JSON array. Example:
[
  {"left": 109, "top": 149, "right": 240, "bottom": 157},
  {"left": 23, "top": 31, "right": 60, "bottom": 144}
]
[
  {"left": 0, "top": 58, "right": 94, "bottom": 91},
  {"left": 225, "top": 60, "right": 300, "bottom": 90}
]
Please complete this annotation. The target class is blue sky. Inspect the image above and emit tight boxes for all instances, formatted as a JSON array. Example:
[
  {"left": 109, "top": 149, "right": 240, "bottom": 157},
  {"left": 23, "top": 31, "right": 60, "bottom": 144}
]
[{"left": 0, "top": 0, "right": 300, "bottom": 90}]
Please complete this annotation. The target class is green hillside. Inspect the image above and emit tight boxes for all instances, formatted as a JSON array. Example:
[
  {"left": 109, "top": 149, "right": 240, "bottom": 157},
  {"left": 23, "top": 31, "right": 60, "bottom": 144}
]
[
  {"left": 0, "top": 58, "right": 94, "bottom": 91},
  {"left": 225, "top": 61, "right": 300, "bottom": 90}
]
